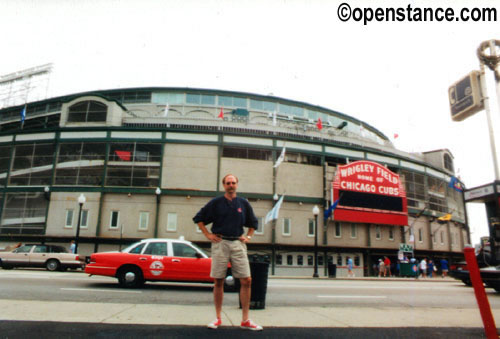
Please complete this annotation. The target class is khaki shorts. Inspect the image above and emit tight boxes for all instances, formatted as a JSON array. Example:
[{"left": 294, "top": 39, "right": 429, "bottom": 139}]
[{"left": 211, "top": 240, "right": 250, "bottom": 279}]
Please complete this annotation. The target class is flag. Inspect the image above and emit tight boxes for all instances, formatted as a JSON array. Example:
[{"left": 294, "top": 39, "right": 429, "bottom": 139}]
[
  {"left": 218, "top": 107, "right": 224, "bottom": 119},
  {"left": 273, "top": 147, "right": 286, "bottom": 168},
  {"left": 20, "top": 106, "right": 26, "bottom": 123},
  {"left": 316, "top": 118, "right": 323, "bottom": 130},
  {"left": 437, "top": 213, "right": 452, "bottom": 224},
  {"left": 448, "top": 176, "right": 463, "bottom": 192},
  {"left": 393, "top": 133, "right": 399, "bottom": 139},
  {"left": 115, "top": 150, "right": 131, "bottom": 161},
  {"left": 164, "top": 103, "right": 169, "bottom": 117},
  {"left": 324, "top": 198, "right": 340, "bottom": 220},
  {"left": 265, "top": 194, "right": 285, "bottom": 224}
]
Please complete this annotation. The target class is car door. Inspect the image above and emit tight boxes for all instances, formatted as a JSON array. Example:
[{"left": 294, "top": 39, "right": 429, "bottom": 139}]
[
  {"left": 29, "top": 245, "right": 49, "bottom": 267},
  {"left": 169, "top": 242, "right": 212, "bottom": 282},
  {"left": 3, "top": 245, "right": 33, "bottom": 267},
  {"left": 139, "top": 241, "right": 173, "bottom": 280}
]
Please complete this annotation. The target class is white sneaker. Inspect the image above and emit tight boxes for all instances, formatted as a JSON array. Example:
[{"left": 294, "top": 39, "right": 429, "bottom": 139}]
[
  {"left": 240, "top": 319, "right": 263, "bottom": 331},
  {"left": 207, "top": 318, "right": 221, "bottom": 329}
]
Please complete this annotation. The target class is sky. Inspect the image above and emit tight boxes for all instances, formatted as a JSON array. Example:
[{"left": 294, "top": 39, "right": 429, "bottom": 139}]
[{"left": 1, "top": 0, "right": 499, "bottom": 245}]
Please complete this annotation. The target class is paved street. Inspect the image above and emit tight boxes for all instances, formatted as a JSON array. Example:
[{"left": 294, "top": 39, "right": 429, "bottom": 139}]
[{"left": 0, "top": 269, "right": 499, "bottom": 337}]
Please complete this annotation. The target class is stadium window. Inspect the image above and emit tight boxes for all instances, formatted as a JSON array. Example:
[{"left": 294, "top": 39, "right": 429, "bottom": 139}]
[
  {"left": 110, "top": 211, "right": 120, "bottom": 229},
  {"left": 255, "top": 217, "right": 264, "bottom": 235},
  {"left": 418, "top": 228, "right": 423, "bottom": 242},
  {"left": 335, "top": 222, "right": 341, "bottom": 237},
  {"left": 328, "top": 255, "right": 333, "bottom": 264},
  {"left": 389, "top": 227, "right": 394, "bottom": 240},
  {"left": 297, "top": 255, "right": 304, "bottom": 266},
  {"left": 80, "top": 210, "right": 89, "bottom": 228},
  {"left": 318, "top": 255, "right": 324, "bottom": 266},
  {"left": 65, "top": 209, "right": 74, "bottom": 228},
  {"left": 308, "top": 219, "right": 315, "bottom": 237},
  {"left": 375, "top": 225, "right": 381, "bottom": 240},
  {"left": 351, "top": 224, "right": 357, "bottom": 238},
  {"left": 307, "top": 255, "right": 313, "bottom": 266},
  {"left": 282, "top": 218, "right": 291, "bottom": 236},
  {"left": 285, "top": 152, "right": 321, "bottom": 166},
  {"left": 222, "top": 146, "right": 272, "bottom": 161},
  {"left": 287, "top": 255, "right": 293, "bottom": 265},
  {"left": 10, "top": 143, "right": 54, "bottom": 186},
  {"left": 166, "top": 213, "right": 177, "bottom": 232},
  {"left": 337, "top": 256, "right": 342, "bottom": 265},
  {"left": 1, "top": 192, "right": 48, "bottom": 234},
  {"left": 186, "top": 93, "right": 201, "bottom": 104},
  {"left": 354, "top": 256, "right": 360, "bottom": 266},
  {"left": 68, "top": 100, "right": 107, "bottom": 122},
  {"left": 444, "top": 153, "right": 454, "bottom": 172},
  {"left": 250, "top": 99, "right": 263, "bottom": 110},
  {"left": 440, "top": 231, "right": 444, "bottom": 244},
  {"left": 139, "top": 212, "right": 149, "bottom": 230},
  {"left": 276, "top": 254, "right": 282, "bottom": 265}
]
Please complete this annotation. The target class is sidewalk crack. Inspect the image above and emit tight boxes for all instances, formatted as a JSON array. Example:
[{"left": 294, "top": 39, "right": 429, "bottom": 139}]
[
  {"left": 100, "top": 304, "right": 137, "bottom": 323},
  {"left": 222, "top": 310, "right": 234, "bottom": 326}
]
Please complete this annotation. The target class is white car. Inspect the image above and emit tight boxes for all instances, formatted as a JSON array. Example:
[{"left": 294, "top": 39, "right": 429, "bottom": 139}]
[{"left": 0, "top": 244, "right": 85, "bottom": 271}]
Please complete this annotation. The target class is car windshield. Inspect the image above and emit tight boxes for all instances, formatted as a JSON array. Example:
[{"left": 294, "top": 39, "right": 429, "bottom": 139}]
[{"left": 14, "top": 245, "right": 32, "bottom": 253}]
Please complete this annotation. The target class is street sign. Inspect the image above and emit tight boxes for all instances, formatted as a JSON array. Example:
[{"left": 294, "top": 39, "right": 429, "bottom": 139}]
[
  {"left": 399, "top": 243, "right": 413, "bottom": 252},
  {"left": 449, "top": 71, "right": 484, "bottom": 122}
]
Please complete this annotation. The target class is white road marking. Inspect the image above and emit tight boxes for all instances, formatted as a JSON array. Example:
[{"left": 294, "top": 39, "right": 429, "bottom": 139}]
[
  {"left": 317, "top": 295, "right": 387, "bottom": 299},
  {"left": 61, "top": 288, "right": 142, "bottom": 294}
]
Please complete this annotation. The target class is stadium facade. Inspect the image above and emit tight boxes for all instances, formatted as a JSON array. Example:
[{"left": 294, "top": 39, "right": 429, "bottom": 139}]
[{"left": 0, "top": 87, "right": 468, "bottom": 276}]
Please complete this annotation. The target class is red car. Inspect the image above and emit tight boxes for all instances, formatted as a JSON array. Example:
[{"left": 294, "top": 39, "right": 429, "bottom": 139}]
[{"left": 85, "top": 238, "right": 233, "bottom": 289}]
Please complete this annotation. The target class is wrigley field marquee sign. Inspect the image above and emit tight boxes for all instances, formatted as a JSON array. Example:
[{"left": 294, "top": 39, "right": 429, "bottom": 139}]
[{"left": 332, "top": 160, "right": 408, "bottom": 226}]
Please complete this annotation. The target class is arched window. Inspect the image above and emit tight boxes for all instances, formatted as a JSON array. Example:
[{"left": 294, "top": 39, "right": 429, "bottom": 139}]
[
  {"left": 68, "top": 100, "right": 107, "bottom": 122},
  {"left": 443, "top": 153, "right": 454, "bottom": 172}
]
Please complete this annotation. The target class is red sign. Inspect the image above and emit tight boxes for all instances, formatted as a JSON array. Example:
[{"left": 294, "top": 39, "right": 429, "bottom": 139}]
[{"left": 332, "top": 161, "right": 408, "bottom": 226}]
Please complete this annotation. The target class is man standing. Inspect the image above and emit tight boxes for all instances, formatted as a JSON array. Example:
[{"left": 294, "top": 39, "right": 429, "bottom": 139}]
[
  {"left": 440, "top": 258, "right": 449, "bottom": 278},
  {"left": 419, "top": 258, "right": 427, "bottom": 278},
  {"left": 193, "top": 174, "right": 263, "bottom": 331},
  {"left": 347, "top": 256, "right": 354, "bottom": 277},
  {"left": 384, "top": 256, "right": 391, "bottom": 277},
  {"left": 69, "top": 240, "right": 76, "bottom": 254}
]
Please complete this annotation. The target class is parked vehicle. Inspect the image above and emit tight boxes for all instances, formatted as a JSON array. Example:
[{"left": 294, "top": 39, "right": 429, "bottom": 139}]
[
  {"left": 0, "top": 244, "right": 85, "bottom": 271},
  {"left": 85, "top": 238, "right": 234, "bottom": 290}
]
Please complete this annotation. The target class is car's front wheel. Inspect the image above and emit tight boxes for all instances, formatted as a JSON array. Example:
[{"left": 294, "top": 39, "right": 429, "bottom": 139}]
[
  {"left": 46, "top": 259, "right": 61, "bottom": 271},
  {"left": 117, "top": 266, "right": 144, "bottom": 288}
]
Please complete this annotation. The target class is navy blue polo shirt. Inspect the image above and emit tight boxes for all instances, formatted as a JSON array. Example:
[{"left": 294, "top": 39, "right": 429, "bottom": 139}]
[{"left": 193, "top": 196, "right": 258, "bottom": 237}]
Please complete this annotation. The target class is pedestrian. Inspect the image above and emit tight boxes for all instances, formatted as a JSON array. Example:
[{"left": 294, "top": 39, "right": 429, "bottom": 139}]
[
  {"left": 419, "top": 258, "right": 427, "bottom": 278},
  {"left": 347, "top": 256, "right": 354, "bottom": 277},
  {"left": 378, "top": 259, "right": 385, "bottom": 277},
  {"left": 440, "top": 258, "right": 449, "bottom": 278},
  {"left": 384, "top": 256, "right": 391, "bottom": 277},
  {"left": 69, "top": 240, "right": 76, "bottom": 254},
  {"left": 193, "top": 174, "right": 263, "bottom": 331},
  {"left": 428, "top": 260, "right": 434, "bottom": 278}
]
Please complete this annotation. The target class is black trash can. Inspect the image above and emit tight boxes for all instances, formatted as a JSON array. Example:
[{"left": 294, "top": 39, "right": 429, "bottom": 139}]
[
  {"left": 328, "top": 264, "right": 337, "bottom": 278},
  {"left": 236, "top": 256, "right": 270, "bottom": 310}
]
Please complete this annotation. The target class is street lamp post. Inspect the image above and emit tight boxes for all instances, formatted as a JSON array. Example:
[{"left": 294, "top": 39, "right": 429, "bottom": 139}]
[
  {"left": 74, "top": 193, "right": 86, "bottom": 254},
  {"left": 154, "top": 187, "right": 161, "bottom": 238},
  {"left": 312, "top": 205, "right": 320, "bottom": 278}
]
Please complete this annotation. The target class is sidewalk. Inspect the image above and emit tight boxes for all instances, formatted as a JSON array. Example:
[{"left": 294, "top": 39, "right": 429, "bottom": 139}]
[
  {"left": 0, "top": 298, "right": 493, "bottom": 328},
  {"left": 270, "top": 275, "right": 458, "bottom": 282}
]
